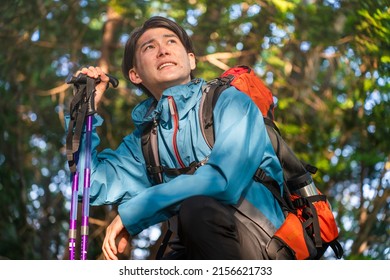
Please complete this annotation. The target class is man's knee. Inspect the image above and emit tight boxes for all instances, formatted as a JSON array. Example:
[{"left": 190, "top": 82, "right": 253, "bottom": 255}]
[
  {"left": 178, "top": 196, "right": 235, "bottom": 236},
  {"left": 180, "top": 196, "right": 218, "bottom": 221}
]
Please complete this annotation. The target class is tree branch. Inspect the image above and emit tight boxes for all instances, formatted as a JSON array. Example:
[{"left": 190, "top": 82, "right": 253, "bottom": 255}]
[{"left": 198, "top": 50, "right": 258, "bottom": 70}]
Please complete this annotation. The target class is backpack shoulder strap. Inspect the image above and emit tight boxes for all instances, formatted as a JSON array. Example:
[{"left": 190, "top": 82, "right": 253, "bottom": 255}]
[
  {"left": 199, "top": 76, "right": 234, "bottom": 148},
  {"left": 141, "top": 120, "right": 164, "bottom": 185},
  {"left": 141, "top": 100, "right": 164, "bottom": 185}
]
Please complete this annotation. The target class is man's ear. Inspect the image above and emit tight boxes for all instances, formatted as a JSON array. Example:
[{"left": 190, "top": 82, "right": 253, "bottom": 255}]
[
  {"left": 188, "top": 53, "right": 196, "bottom": 70},
  {"left": 129, "top": 68, "right": 142, "bottom": 84}
]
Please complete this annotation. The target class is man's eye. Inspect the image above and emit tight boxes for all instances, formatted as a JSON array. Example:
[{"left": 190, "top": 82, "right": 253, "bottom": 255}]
[
  {"left": 167, "top": 39, "right": 177, "bottom": 44},
  {"left": 144, "top": 45, "right": 154, "bottom": 51}
]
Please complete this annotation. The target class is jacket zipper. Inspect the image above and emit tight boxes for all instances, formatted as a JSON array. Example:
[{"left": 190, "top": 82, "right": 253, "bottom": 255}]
[{"left": 168, "top": 96, "right": 186, "bottom": 168}]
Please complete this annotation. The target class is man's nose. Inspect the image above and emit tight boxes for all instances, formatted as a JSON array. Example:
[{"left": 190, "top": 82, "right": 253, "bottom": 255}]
[{"left": 157, "top": 45, "right": 170, "bottom": 57}]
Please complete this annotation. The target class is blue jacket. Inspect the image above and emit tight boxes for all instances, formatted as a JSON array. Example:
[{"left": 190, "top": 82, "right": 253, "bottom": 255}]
[{"left": 70, "top": 78, "right": 285, "bottom": 236}]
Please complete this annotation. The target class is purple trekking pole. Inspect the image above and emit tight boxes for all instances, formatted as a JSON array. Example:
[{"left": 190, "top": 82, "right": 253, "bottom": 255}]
[
  {"left": 66, "top": 73, "right": 118, "bottom": 260},
  {"left": 68, "top": 168, "right": 79, "bottom": 260},
  {"left": 80, "top": 114, "right": 92, "bottom": 260}
]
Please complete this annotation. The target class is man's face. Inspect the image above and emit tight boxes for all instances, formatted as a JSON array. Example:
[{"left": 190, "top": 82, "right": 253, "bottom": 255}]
[{"left": 129, "top": 27, "right": 196, "bottom": 99}]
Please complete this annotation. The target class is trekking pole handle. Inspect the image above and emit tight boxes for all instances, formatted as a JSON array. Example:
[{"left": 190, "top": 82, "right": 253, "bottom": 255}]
[{"left": 66, "top": 73, "right": 119, "bottom": 88}]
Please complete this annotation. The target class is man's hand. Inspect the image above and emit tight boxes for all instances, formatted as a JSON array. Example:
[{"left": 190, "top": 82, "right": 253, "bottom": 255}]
[
  {"left": 78, "top": 66, "right": 110, "bottom": 110},
  {"left": 102, "top": 214, "right": 130, "bottom": 260}
]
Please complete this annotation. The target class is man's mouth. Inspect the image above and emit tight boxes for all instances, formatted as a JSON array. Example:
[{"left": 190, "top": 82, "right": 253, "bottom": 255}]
[{"left": 158, "top": 62, "right": 176, "bottom": 70}]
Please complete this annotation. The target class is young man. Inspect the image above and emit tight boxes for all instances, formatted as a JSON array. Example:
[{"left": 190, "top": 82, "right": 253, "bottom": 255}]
[{"left": 72, "top": 16, "right": 286, "bottom": 260}]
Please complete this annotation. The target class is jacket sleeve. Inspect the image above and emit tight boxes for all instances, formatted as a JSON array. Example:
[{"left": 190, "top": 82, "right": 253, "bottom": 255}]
[
  {"left": 118, "top": 88, "right": 275, "bottom": 235},
  {"left": 65, "top": 114, "right": 152, "bottom": 206}
]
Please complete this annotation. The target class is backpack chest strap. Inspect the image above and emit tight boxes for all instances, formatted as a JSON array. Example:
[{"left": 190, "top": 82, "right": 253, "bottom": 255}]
[{"left": 147, "top": 158, "right": 209, "bottom": 183}]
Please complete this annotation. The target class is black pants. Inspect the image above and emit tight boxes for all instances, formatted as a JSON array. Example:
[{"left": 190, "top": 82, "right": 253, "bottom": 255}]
[{"left": 162, "top": 196, "right": 270, "bottom": 260}]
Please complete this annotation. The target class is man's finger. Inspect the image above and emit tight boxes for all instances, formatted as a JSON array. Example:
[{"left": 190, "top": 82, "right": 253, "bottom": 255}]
[
  {"left": 117, "top": 232, "right": 130, "bottom": 254},
  {"left": 102, "top": 226, "right": 119, "bottom": 260}
]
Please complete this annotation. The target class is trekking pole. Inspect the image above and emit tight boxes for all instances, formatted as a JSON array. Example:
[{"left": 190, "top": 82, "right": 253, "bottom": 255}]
[
  {"left": 68, "top": 161, "right": 79, "bottom": 260},
  {"left": 66, "top": 73, "right": 118, "bottom": 260},
  {"left": 80, "top": 113, "right": 92, "bottom": 260}
]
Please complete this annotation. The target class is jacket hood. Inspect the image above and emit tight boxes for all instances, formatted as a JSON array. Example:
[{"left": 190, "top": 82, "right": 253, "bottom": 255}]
[{"left": 132, "top": 78, "right": 205, "bottom": 131}]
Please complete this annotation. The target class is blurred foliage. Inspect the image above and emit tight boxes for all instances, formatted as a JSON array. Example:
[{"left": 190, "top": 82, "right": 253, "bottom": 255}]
[{"left": 0, "top": 0, "right": 388, "bottom": 260}]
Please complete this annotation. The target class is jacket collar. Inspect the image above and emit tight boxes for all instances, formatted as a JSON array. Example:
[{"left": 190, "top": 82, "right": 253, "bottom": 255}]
[{"left": 132, "top": 78, "right": 205, "bottom": 130}]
